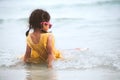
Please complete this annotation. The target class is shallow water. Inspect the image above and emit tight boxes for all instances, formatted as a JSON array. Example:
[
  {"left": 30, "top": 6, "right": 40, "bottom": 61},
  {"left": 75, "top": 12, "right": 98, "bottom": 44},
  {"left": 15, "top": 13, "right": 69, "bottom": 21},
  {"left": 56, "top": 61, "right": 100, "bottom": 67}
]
[
  {"left": 0, "top": 68, "right": 120, "bottom": 80},
  {"left": 0, "top": 0, "right": 120, "bottom": 80}
]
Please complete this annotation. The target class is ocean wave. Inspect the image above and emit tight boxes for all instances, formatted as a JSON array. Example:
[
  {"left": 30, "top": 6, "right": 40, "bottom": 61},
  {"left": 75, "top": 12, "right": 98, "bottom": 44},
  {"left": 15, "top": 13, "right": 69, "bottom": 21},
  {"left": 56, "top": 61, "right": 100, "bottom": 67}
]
[
  {"left": 0, "top": 17, "right": 120, "bottom": 25},
  {"left": 0, "top": 18, "right": 83, "bottom": 23},
  {"left": 0, "top": 0, "right": 120, "bottom": 9},
  {"left": 50, "top": 0, "right": 120, "bottom": 8},
  {"left": 0, "top": 18, "right": 28, "bottom": 23},
  {"left": 96, "top": 0, "right": 120, "bottom": 5},
  {"left": 0, "top": 50, "right": 120, "bottom": 71},
  {"left": 0, "top": 0, "right": 120, "bottom": 23},
  {"left": 54, "top": 50, "right": 120, "bottom": 71},
  {"left": 0, "top": 19, "right": 4, "bottom": 24},
  {"left": 1, "top": 16, "right": 120, "bottom": 21}
]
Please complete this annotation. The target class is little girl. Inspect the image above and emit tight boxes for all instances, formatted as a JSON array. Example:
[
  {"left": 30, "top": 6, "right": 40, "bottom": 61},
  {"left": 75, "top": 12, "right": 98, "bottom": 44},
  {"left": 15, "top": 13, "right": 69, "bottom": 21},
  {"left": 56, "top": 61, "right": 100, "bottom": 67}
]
[{"left": 23, "top": 9, "right": 62, "bottom": 68}]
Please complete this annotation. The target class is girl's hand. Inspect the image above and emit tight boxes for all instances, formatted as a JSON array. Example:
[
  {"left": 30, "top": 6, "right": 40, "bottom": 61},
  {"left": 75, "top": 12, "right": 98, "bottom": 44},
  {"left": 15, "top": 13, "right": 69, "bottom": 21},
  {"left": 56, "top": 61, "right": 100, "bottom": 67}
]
[
  {"left": 47, "top": 53, "right": 55, "bottom": 68},
  {"left": 23, "top": 56, "right": 27, "bottom": 62},
  {"left": 48, "top": 63, "right": 52, "bottom": 68},
  {"left": 23, "top": 56, "right": 30, "bottom": 63}
]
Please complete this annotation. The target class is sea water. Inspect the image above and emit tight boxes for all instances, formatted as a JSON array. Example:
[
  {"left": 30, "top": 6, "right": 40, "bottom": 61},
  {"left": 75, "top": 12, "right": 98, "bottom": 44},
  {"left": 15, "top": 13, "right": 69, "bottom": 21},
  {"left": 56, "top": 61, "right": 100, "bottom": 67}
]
[{"left": 0, "top": 0, "right": 120, "bottom": 80}]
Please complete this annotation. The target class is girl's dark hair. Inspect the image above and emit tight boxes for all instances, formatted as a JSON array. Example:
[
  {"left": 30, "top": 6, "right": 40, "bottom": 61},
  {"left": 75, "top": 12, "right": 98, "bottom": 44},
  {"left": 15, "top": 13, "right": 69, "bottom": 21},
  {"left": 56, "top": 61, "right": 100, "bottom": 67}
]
[{"left": 26, "top": 9, "right": 50, "bottom": 36}]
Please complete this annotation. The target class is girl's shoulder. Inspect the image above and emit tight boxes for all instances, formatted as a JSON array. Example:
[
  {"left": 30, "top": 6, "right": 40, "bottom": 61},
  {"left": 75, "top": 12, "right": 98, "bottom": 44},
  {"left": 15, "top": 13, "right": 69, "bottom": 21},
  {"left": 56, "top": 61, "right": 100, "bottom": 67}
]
[
  {"left": 41, "top": 33, "right": 54, "bottom": 41},
  {"left": 41, "top": 32, "right": 53, "bottom": 36}
]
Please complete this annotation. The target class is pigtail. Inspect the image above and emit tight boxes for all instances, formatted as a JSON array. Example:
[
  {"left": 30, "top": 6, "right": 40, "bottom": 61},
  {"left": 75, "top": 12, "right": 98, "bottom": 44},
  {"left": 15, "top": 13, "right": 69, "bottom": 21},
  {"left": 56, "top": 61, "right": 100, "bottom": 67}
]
[{"left": 26, "top": 26, "right": 31, "bottom": 37}]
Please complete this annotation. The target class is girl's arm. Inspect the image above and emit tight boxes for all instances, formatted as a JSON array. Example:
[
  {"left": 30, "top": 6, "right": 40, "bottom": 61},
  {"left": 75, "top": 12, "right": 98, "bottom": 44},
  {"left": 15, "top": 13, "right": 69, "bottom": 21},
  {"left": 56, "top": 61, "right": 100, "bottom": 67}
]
[
  {"left": 24, "top": 44, "right": 31, "bottom": 62},
  {"left": 47, "top": 34, "right": 55, "bottom": 68}
]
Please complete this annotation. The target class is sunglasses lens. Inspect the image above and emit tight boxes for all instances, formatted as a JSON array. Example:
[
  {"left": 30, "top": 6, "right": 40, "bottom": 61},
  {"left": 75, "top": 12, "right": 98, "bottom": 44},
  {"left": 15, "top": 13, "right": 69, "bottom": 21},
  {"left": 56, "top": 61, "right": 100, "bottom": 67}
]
[{"left": 44, "top": 23, "right": 48, "bottom": 25}]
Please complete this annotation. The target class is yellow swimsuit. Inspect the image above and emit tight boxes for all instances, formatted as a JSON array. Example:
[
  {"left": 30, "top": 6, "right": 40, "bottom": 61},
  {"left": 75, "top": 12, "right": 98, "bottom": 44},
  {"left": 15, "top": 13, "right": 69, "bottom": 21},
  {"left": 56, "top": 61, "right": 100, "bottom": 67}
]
[{"left": 26, "top": 33, "right": 62, "bottom": 63}]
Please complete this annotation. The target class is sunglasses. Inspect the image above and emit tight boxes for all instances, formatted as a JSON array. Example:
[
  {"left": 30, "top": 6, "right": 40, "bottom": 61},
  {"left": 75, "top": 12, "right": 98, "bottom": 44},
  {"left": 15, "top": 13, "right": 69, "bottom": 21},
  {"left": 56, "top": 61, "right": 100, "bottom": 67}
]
[{"left": 40, "top": 22, "right": 52, "bottom": 28}]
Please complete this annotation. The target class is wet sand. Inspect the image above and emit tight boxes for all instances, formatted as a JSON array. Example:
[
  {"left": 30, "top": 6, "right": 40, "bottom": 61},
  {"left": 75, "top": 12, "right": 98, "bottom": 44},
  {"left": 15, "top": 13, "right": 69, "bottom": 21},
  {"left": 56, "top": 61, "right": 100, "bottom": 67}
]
[{"left": 0, "top": 68, "right": 120, "bottom": 80}]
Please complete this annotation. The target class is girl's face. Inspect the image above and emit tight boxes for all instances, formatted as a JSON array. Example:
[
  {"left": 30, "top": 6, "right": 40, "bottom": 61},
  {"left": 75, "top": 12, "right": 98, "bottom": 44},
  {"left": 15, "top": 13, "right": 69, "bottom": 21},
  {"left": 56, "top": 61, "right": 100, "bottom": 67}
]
[{"left": 41, "top": 22, "right": 52, "bottom": 31}]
